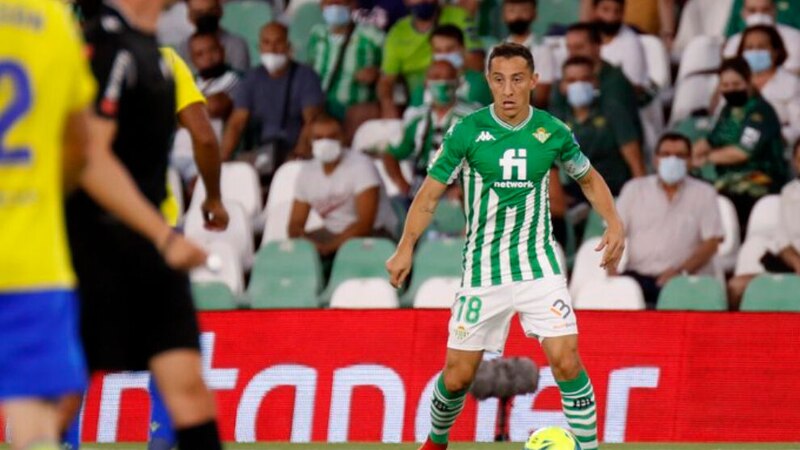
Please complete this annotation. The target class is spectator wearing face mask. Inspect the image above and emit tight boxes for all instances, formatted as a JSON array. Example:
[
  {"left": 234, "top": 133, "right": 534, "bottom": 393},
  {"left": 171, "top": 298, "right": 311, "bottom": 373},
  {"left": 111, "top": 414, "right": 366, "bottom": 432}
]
[
  {"left": 289, "top": 115, "right": 397, "bottom": 259},
  {"left": 307, "top": 0, "right": 384, "bottom": 121},
  {"left": 501, "top": 0, "right": 556, "bottom": 108},
  {"left": 377, "top": 0, "right": 480, "bottom": 118},
  {"left": 429, "top": 25, "right": 491, "bottom": 108},
  {"left": 591, "top": 0, "right": 648, "bottom": 89},
  {"left": 613, "top": 133, "right": 724, "bottom": 308},
  {"left": 723, "top": 0, "right": 800, "bottom": 74},
  {"left": 555, "top": 56, "right": 645, "bottom": 201},
  {"left": 692, "top": 57, "right": 787, "bottom": 235},
  {"left": 383, "top": 60, "right": 476, "bottom": 197},
  {"left": 177, "top": 0, "right": 250, "bottom": 72},
  {"left": 221, "top": 23, "right": 324, "bottom": 175},
  {"left": 736, "top": 25, "right": 800, "bottom": 143}
]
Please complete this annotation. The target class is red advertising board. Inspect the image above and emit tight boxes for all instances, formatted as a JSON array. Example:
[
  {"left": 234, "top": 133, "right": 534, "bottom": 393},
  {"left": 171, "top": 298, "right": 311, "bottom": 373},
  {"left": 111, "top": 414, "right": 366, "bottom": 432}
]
[{"left": 6, "top": 310, "right": 800, "bottom": 443}]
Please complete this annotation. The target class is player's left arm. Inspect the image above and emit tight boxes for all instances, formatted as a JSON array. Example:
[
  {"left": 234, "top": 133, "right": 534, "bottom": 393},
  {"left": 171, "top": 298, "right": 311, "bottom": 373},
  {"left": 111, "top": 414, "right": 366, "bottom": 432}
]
[
  {"left": 177, "top": 103, "right": 229, "bottom": 230},
  {"left": 559, "top": 125, "right": 625, "bottom": 270}
]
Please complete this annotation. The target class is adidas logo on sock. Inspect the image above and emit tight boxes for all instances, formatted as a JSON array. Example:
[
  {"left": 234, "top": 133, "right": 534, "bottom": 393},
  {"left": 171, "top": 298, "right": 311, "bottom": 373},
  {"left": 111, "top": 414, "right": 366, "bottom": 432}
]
[{"left": 475, "top": 131, "right": 495, "bottom": 142}]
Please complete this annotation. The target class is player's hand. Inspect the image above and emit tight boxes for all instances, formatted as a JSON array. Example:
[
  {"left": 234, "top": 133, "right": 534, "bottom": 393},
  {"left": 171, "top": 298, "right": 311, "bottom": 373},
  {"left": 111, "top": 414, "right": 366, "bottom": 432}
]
[
  {"left": 596, "top": 222, "right": 624, "bottom": 271},
  {"left": 386, "top": 245, "right": 413, "bottom": 288},
  {"left": 202, "top": 197, "right": 229, "bottom": 231},
  {"left": 161, "top": 232, "right": 208, "bottom": 271}
]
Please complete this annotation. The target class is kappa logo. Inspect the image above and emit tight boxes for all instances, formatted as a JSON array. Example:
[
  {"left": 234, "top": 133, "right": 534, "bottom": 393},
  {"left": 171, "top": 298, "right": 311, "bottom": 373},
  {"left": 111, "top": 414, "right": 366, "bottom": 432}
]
[{"left": 475, "top": 131, "right": 496, "bottom": 142}]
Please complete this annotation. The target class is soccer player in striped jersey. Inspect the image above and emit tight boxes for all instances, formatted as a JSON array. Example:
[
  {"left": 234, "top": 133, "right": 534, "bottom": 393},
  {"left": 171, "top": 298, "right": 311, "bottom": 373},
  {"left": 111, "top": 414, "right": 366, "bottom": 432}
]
[{"left": 386, "top": 43, "right": 625, "bottom": 450}]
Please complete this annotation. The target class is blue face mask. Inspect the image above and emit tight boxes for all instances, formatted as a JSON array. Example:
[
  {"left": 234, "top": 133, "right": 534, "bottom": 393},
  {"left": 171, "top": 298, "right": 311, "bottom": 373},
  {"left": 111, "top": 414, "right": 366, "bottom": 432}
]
[
  {"left": 657, "top": 156, "right": 688, "bottom": 185},
  {"left": 410, "top": 1, "right": 438, "bottom": 20},
  {"left": 743, "top": 49, "right": 773, "bottom": 73},
  {"left": 322, "top": 4, "right": 351, "bottom": 27},
  {"left": 433, "top": 52, "right": 464, "bottom": 70},
  {"left": 566, "top": 81, "right": 595, "bottom": 108}
]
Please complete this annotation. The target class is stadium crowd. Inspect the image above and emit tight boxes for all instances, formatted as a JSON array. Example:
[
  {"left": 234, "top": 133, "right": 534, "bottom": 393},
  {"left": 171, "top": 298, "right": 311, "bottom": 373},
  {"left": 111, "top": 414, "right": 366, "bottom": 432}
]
[{"left": 157, "top": 0, "right": 800, "bottom": 311}]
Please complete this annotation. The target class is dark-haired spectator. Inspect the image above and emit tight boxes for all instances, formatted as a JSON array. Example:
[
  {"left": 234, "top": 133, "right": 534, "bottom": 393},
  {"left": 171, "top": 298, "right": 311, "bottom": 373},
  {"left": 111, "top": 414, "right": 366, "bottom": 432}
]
[
  {"left": 614, "top": 133, "right": 724, "bottom": 308},
  {"left": 221, "top": 23, "right": 324, "bottom": 174},
  {"left": 692, "top": 57, "right": 787, "bottom": 235},
  {"left": 307, "top": 0, "right": 384, "bottom": 121},
  {"left": 727, "top": 140, "right": 800, "bottom": 309},
  {"left": 591, "top": 0, "right": 648, "bottom": 89},
  {"left": 178, "top": 0, "right": 250, "bottom": 72},
  {"left": 549, "top": 22, "right": 641, "bottom": 132},
  {"left": 501, "top": 0, "right": 556, "bottom": 108},
  {"left": 723, "top": 0, "right": 800, "bottom": 74},
  {"left": 556, "top": 56, "right": 645, "bottom": 199},
  {"left": 429, "top": 25, "right": 491, "bottom": 107},
  {"left": 736, "top": 25, "right": 800, "bottom": 143},
  {"left": 289, "top": 116, "right": 397, "bottom": 258},
  {"left": 377, "top": 0, "right": 479, "bottom": 118},
  {"left": 383, "top": 60, "right": 476, "bottom": 197}
]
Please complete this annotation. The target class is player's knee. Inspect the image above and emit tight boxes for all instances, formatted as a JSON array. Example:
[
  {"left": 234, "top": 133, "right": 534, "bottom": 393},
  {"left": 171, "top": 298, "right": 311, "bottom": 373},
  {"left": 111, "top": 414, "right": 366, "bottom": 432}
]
[
  {"left": 549, "top": 352, "right": 582, "bottom": 381},
  {"left": 442, "top": 367, "right": 474, "bottom": 392}
]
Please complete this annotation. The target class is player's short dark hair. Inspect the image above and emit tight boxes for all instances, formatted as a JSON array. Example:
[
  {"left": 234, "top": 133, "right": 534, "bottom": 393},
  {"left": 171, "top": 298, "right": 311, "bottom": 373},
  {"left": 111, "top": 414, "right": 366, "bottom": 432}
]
[
  {"left": 566, "top": 22, "right": 602, "bottom": 45},
  {"left": 488, "top": 43, "right": 535, "bottom": 73},
  {"left": 430, "top": 25, "right": 465, "bottom": 47},
  {"left": 562, "top": 55, "right": 595, "bottom": 73},
  {"left": 656, "top": 132, "right": 692, "bottom": 155},
  {"left": 737, "top": 25, "right": 788, "bottom": 68},
  {"left": 719, "top": 56, "right": 752, "bottom": 81},
  {"left": 593, "top": 0, "right": 624, "bottom": 6},
  {"left": 503, "top": 0, "right": 537, "bottom": 7}
]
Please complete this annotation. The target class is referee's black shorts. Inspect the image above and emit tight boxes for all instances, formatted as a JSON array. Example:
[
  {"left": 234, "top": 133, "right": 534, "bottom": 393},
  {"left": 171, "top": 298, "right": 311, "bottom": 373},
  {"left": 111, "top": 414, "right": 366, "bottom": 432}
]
[{"left": 67, "top": 215, "right": 200, "bottom": 372}]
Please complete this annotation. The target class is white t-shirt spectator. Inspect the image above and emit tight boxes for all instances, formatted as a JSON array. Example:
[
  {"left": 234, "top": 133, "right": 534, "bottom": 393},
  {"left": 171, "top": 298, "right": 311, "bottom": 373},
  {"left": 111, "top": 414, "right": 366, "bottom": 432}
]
[
  {"left": 600, "top": 25, "right": 649, "bottom": 87},
  {"left": 724, "top": 24, "right": 800, "bottom": 74},
  {"left": 776, "top": 179, "right": 800, "bottom": 254},
  {"left": 295, "top": 151, "right": 397, "bottom": 234},
  {"left": 760, "top": 68, "right": 800, "bottom": 143},
  {"left": 616, "top": 175, "right": 724, "bottom": 276}
]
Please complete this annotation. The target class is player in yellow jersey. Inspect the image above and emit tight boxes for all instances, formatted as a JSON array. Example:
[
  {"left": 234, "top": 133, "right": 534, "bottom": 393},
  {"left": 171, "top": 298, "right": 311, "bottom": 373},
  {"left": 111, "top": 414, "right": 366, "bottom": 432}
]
[{"left": 0, "top": 1, "right": 94, "bottom": 448}]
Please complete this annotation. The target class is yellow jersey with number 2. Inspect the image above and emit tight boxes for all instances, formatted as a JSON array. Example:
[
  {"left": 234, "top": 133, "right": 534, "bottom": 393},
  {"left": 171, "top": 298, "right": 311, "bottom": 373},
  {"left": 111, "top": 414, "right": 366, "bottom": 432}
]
[{"left": 0, "top": 0, "right": 96, "bottom": 291}]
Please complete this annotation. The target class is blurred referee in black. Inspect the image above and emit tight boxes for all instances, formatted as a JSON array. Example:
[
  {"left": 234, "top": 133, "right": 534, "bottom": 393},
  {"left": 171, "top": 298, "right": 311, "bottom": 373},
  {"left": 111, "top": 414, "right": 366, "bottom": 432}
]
[{"left": 64, "top": 1, "right": 223, "bottom": 449}]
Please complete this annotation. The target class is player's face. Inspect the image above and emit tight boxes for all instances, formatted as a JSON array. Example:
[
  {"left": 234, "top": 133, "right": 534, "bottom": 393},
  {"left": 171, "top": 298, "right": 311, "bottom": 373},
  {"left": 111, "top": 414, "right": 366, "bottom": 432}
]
[
  {"left": 190, "top": 35, "right": 224, "bottom": 71},
  {"left": 487, "top": 56, "right": 538, "bottom": 119},
  {"left": 565, "top": 31, "right": 599, "bottom": 61}
]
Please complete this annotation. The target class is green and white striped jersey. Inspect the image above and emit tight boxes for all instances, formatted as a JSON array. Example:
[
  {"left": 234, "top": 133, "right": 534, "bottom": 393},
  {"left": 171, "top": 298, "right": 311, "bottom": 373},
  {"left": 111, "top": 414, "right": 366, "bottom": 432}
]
[
  {"left": 307, "top": 23, "right": 384, "bottom": 118},
  {"left": 428, "top": 105, "right": 591, "bottom": 288}
]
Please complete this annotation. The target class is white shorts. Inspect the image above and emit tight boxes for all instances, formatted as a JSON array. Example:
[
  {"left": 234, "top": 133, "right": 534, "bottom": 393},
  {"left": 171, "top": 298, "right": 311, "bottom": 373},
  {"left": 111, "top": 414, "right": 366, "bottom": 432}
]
[{"left": 446, "top": 276, "right": 578, "bottom": 354}]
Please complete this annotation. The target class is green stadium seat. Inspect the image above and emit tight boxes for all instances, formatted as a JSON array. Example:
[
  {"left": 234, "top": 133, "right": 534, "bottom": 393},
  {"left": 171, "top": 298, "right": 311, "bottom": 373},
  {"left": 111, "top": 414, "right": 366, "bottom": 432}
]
[
  {"left": 248, "top": 239, "right": 322, "bottom": 309},
  {"left": 221, "top": 0, "right": 273, "bottom": 67},
  {"left": 288, "top": 2, "right": 324, "bottom": 64},
  {"left": 402, "top": 237, "right": 465, "bottom": 306},
  {"left": 657, "top": 276, "right": 727, "bottom": 311},
  {"left": 431, "top": 199, "right": 466, "bottom": 236},
  {"left": 192, "top": 282, "right": 239, "bottom": 311},
  {"left": 532, "top": 0, "right": 579, "bottom": 36},
  {"left": 320, "top": 237, "right": 396, "bottom": 304},
  {"left": 740, "top": 274, "right": 800, "bottom": 312}
]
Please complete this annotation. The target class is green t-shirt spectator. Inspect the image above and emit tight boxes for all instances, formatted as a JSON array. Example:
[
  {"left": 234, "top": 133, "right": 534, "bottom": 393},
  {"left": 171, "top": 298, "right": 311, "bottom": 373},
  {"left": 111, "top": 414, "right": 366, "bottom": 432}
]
[
  {"left": 308, "top": 23, "right": 385, "bottom": 119},
  {"left": 387, "top": 102, "right": 475, "bottom": 175},
  {"left": 706, "top": 94, "right": 788, "bottom": 197},
  {"left": 724, "top": 0, "right": 800, "bottom": 37},
  {"left": 382, "top": 5, "right": 480, "bottom": 107},
  {"left": 559, "top": 98, "right": 639, "bottom": 196},
  {"left": 550, "top": 61, "right": 642, "bottom": 137}
]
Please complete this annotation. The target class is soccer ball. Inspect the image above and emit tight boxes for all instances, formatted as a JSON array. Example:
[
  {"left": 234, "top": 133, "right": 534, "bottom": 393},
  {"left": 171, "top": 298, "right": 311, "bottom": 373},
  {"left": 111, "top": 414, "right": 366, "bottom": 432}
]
[{"left": 523, "top": 427, "right": 582, "bottom": 450}]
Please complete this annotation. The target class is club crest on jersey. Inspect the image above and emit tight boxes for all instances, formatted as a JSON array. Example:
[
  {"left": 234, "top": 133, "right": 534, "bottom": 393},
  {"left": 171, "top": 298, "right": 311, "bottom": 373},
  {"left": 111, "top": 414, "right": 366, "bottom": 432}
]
[
  {"left": 532, "top": 127, "right": 551, "bottom": 143},
  {"left": 475, "top": 131, "right": 496, "bottom": 142}
]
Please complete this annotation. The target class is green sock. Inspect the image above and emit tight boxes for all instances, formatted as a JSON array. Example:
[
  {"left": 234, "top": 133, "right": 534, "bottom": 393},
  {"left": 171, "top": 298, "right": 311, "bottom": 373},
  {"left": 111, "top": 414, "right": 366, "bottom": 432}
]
[
  {"left": 557, "top": 370, "right": 599, "bottom": 450},
  {"left": 428, "top": 374, "right": 468, "bottom": 445}
]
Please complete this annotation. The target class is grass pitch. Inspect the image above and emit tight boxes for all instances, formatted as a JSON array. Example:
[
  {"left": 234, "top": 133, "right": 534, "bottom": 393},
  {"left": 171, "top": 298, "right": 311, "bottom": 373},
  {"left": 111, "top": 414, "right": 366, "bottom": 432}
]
[{"left": 36, "top": 443, "right": 800, "bottom": 450}]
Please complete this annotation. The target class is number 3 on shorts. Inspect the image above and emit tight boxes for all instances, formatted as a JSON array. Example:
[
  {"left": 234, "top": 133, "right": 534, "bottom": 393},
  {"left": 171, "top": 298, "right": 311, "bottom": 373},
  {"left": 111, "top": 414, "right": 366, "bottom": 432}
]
[{"left": 456, "top": 296, "right": 482, "bottom": 324}]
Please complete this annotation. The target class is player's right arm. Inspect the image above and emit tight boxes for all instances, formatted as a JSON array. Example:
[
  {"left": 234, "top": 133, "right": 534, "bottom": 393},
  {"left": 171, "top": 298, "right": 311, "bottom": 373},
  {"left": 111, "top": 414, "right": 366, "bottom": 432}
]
[
  {"left": 386, "top": 119, "right": 467, "bottom": 287},
  {"left": 62, "top": 110, "right": 91, "bottom": 193}
]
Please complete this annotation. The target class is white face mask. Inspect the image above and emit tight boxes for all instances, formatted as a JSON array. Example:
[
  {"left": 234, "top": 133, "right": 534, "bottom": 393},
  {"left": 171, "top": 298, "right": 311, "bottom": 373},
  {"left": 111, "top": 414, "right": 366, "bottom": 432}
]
[
  {"left": 433, "top": 52, "right": 464, "bottom": 71},
  {"left": 745, "top": 12, "right": 775, "bottom": 26},
  {"left": 260, "top": 52, "right": 288, "bottom": 73},
  {"left": 312, "top": 138, "right": 342, "bottom": 163},
  {"left": 657, "top": 155, "right": 688, "bottom": 185}
]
